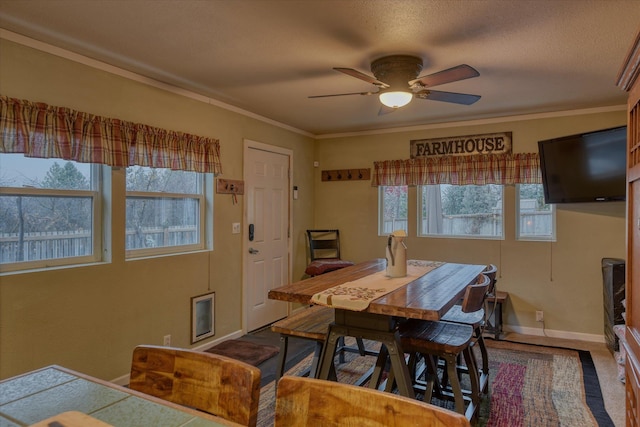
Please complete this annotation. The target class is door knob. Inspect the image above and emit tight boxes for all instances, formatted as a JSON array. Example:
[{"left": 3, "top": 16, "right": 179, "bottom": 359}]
[{"left": 249, "top": 248, "right": 259, "bottom": 254}]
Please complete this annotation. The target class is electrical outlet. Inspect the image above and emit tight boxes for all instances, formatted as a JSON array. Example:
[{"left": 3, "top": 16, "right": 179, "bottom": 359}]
[
  {"left": 536, "top": 311, "right": 544, "bottom": 322},
  {"left": 232, "top": 222, "right": 241, "bottom": 234},
  {"left": 163, "top": 334, "right": 171, "bottom": 346}
]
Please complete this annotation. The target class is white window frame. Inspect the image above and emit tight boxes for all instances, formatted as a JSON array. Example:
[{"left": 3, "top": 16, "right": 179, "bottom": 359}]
[
  {"left": 0, "top": 164, "right": 103, "bottom": 273},
  {"left": 125, "top": 171, "right": 210, "bottom": 259},
  {"left": 516, "top": 184, "right": 556, "bottom": 241},
  {"left": 417, "top": 184, "right": 505, "bottom": 240}
]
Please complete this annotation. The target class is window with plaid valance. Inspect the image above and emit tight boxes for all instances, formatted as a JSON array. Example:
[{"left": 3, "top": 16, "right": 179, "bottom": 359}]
[
  {"left": 0, "top": 95, "right": 222, "bottom": 174},
  {"left": 371, "top": 153, "right": 541, "bottom": 186}
]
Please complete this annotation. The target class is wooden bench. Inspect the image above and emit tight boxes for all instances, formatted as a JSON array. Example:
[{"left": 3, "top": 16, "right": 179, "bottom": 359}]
[
  {"left": 271, "top": 305, "right": 376, "bottom": 382},
  {"left": 484, "top": 291, "right": 509, "bottom": 340}
]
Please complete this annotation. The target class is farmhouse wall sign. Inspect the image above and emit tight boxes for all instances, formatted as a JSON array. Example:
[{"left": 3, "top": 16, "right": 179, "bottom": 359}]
[{"left": 410, "top": 132, "right": 512, "bottom": 158}]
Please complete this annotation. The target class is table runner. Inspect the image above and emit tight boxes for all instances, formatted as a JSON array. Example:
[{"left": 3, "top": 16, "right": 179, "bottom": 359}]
[{"left": 311, "top": 260, "right": 444, "bottom": 311}]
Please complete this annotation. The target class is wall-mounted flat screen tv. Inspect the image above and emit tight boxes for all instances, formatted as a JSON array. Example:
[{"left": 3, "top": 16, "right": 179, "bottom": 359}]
[{"left": 538, "top": 126, "right": 627, "bottom": 203}]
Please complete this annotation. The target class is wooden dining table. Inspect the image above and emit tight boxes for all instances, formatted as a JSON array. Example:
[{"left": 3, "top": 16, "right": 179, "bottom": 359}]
[
  {"left": 0, "top": 365, "right": 242, "bottom": 427},
  {"left": 268, "top": 258, "right": 486, "bottom": 399}
]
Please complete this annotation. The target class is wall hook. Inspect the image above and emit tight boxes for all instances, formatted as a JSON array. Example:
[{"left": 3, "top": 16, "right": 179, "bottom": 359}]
[{"left": 321, "top": 168, "right": 371, "bottom": 182}]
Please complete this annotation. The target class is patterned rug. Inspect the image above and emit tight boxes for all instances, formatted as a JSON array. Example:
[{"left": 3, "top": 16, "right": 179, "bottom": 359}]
[
  {"left": 257, "top": 339, "right": 614, "bottom": 427},
  {"left": 477, "top": 340, "right": 613, "bottom": 427}
]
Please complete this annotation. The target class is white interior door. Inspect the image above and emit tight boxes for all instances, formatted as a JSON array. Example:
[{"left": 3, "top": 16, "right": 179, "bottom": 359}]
[{"left": 244, "top": 142, "right": 291, "bottom": 331}]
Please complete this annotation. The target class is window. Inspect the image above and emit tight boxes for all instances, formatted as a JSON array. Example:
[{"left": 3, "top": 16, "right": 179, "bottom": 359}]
[
  {"left": 0, "top": 153, "right": 102, "bottom": 271},
  {"left": 126, "top": 166, "right": 207, "bottom": 257},
  {"left": 418, "top": 184, "right": 504, "bottom": 239},
  {"left": 517, "top": 184, "right": 555, "bottom": 241},
  {"left": 378, "top": 186, "right": 408, "bottom": 235}
]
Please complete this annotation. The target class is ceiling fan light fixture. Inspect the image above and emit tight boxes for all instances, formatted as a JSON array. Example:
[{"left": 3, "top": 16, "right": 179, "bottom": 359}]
[{"left": 379, "top": 91, "right": 413, "bottom": 108}]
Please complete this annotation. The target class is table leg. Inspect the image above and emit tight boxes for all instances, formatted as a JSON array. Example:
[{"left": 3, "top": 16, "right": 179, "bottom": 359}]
[
  {"left": 384, "top": 331, "right": 414, "bottom": 398},
  {"left": 308, "top": 342, "right": 324, "bottom": 379},
  {"left": 495, "top": 300, "right": 504, "bottom": 339},
  {"left": 369, "top": 345, "right": 389, "bottom": 390},
  {"left": 317, "top": 321, "right": 415, "bottom": 399},
  {"left": 275, "top": 335, "right": 289, "bottom": 382},
  {"left": 317, "top": 327, "right": 340, "bottom": 381}
]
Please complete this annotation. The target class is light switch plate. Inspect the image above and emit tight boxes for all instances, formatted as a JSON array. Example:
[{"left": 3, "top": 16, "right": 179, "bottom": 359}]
[{"left": 232, "top": 222, "right": 241, "bottom": 234}]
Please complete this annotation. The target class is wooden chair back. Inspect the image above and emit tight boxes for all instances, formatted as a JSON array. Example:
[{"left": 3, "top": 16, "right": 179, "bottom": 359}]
[
  {"left": 483, "top": 264, "right": 498, "bottom": 294},
  {"left": 307, "top": 229, "right": 342, "bottom": 261},
  {"left": 130, "top": 345, "right": 261, "bottom": 426},
  {"left": 275, "top": 376, "right": 471, "bottom": 427},
  {"left": 461, "top": 273, "right": 491, "bottom": 314}
]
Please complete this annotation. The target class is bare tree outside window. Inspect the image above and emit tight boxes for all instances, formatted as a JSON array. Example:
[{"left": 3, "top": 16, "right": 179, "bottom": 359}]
[
  {"left": 379, "top": 186, "right": 408, "bottom": 235},
  {"left": 125, "top": 166, "right": 205, "bottom": 256},
  {"left": 419, "top": 184, "right": 504, "bottom": 238},
  {"left": 0, "top": 154, "right": 99, "bottom": 268}
]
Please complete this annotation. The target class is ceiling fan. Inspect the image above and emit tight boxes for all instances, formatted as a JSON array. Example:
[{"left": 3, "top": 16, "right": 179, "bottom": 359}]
[{"left": 310, "top": 55, "right": 481, "bottom": 113}]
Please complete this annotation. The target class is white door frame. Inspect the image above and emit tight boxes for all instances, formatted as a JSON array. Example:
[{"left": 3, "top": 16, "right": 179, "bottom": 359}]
[{"left": 242, "top": 139, "right": 293, "bottom": 333}]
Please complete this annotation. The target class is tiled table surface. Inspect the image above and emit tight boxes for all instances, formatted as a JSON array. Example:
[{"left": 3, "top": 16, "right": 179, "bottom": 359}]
[{"left": 0, "top": 366, "right": 239, "bottom": 427}]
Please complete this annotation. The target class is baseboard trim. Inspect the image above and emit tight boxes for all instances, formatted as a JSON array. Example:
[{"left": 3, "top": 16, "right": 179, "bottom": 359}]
[
  {"left": 110, "top": 330, "right": 245, "bottom": 385},
  {"left": 505, "top": 324, "right": 605, "bottom": 343}
]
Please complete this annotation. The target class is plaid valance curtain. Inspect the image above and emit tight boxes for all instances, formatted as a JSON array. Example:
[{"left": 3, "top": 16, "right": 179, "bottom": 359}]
[
  {"left": 372, "top": 153, "right": 541, "bottom": 186},
  {"left": 0, "top": 95, "right": 223, "bottom": 174}
]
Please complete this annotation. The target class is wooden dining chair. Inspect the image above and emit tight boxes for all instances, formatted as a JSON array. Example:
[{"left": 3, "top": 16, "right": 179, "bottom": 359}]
[
  {"left": 304, "top": 229, "right": 354, "bottom": 277},
  {"left": 130, "top": 345, "right": 261, "bottom": 426},
  {"left": 274, "top": 375, "right": 471, "bottom": 427},
  {"left": 481, "top": 264, "right": 506, "bottom": 339},
  {"left": 441, "top": 269, "right": 494, "bottom": 393},
  {"left": 397, "top": 274, "right": 490, "bottom": 421}
]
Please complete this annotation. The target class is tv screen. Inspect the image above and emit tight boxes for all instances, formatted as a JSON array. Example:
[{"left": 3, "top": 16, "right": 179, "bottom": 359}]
[{"left": 538, "top": 126, "right": 627, "bottom": 203}]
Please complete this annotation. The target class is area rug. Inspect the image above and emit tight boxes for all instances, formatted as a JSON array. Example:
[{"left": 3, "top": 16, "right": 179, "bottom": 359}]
[
  {"left": 256, "top": 339, "right": 614, "bottom": 427},
  {"left": 204, "top": 339, "right": 279, "bottom": 367},
  {"left": 478, "top": 340, "right": 613, "bottom": 427}
]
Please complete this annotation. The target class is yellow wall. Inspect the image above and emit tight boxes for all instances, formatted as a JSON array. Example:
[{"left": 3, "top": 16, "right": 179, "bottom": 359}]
[
  {"left": 0, "top": 40, "right": 315, "bottom": 380},
  {"left": 313, "top": 111, "right": 627, "bottom": 338},
  {"left": 0, "top": 38, "right": 628, "bottom": 381}
]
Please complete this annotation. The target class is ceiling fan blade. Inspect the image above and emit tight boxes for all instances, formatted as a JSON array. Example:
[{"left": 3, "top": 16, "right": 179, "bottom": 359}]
[
  {"left": 309, "top": 91, "right": 377, "bottom": 98},
  {"left": 409, "top": 64, "right": 479, "bottom": 88},
  {"left": 378, "top": 105, "right": 398, "bottom": 116},
  {"left": 416, "top": 89, "right": 481, "bottom": 105},
  {"left": 334, "top": 68, "right": 390, "bottom": 88}
]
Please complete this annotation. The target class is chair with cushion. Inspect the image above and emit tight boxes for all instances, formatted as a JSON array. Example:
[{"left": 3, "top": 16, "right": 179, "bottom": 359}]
[
  {"left": 274, "top": 375, "right": 471, "bottom": 427},
  {"left": 304, "top": 229, "right": 354, "bottom": 277},
  {"left": 398, "top": 274, "right": 490, "bottom": 421},
  {"left": 130, "top": 345, "right": 261, "bottom": 426}
]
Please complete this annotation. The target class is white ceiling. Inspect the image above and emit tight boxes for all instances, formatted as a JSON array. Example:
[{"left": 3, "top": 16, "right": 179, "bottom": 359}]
[{"left": 0, "top": 0, "right": 638, "bottom": 136}]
